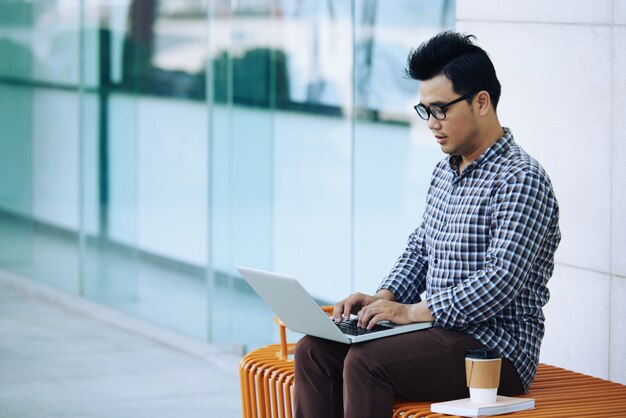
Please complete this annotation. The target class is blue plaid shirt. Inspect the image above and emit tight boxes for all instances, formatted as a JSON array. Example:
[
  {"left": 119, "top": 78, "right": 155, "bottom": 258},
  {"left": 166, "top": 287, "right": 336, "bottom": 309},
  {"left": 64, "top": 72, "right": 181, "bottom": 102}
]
[{"left": 378, "top": 128, "right": 560, "bottom": 392}]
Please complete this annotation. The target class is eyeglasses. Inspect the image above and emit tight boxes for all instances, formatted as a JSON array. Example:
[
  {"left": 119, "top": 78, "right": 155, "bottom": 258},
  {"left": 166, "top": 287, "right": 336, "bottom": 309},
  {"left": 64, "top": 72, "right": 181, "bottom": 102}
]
[{"left": 413, "top": 91, "right": 478, "bottom": 121}]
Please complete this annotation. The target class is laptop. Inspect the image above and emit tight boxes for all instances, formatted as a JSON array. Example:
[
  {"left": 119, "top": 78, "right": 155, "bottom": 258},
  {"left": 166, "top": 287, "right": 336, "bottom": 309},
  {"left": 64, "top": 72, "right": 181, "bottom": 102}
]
[{"left": 236, "top": 266, "right": 433, "bottom": 344}]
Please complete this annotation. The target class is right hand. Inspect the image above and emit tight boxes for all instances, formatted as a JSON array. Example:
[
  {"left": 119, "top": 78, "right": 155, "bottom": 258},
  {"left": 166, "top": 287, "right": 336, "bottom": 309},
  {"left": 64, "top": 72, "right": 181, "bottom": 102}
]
[{"left": 332, "top": 292, "right": 382, "bottom": 323}]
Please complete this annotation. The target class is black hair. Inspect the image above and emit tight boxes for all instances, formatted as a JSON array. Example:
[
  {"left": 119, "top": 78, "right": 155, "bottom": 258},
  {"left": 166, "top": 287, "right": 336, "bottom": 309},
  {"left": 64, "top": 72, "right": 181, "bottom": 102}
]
[{"left": 405, "top": 31, "right": 501, "bottom": 109}]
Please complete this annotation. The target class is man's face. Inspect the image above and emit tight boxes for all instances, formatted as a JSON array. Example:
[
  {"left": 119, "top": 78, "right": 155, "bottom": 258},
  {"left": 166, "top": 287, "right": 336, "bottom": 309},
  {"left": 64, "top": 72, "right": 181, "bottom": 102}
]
[{"left": 418, "top": 75, "right": 479, "bottom": 157}]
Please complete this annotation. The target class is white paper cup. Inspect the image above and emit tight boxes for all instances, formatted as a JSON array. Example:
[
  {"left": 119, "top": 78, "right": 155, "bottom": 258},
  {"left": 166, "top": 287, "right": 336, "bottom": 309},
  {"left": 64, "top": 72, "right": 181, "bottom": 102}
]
[{"left": 469, "top": 387, "right": 498, "bottom": 404}]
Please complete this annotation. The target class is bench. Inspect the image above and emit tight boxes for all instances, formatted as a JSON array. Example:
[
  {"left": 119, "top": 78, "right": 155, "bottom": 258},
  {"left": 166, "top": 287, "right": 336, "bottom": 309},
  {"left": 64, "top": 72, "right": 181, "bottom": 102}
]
[{"left": 240, "top": 314, "right": 626, "bottom": 417}]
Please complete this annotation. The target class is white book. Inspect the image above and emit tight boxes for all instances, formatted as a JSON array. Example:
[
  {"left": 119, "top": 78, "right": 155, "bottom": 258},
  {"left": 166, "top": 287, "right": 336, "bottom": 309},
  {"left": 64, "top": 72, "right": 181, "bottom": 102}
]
[{"left": 431, "top": 395, "right": 534, "bottom": 417}]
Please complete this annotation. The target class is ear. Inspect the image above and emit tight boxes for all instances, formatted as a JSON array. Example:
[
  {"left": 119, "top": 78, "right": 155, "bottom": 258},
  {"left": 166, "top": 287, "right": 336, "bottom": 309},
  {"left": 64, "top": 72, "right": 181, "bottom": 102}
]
[{"left": 475, "top": 91, "right": 491, "bottom": 116}]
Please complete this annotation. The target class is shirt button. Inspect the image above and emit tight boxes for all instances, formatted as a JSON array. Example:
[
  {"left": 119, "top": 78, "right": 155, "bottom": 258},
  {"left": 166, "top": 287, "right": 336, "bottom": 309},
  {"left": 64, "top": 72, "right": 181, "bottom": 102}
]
[
  {"left": 433, "top": 258, "right": 439, "bottom": 265},
  {"left": 442, "top": 221, "right": 447, "bottom": 227}
]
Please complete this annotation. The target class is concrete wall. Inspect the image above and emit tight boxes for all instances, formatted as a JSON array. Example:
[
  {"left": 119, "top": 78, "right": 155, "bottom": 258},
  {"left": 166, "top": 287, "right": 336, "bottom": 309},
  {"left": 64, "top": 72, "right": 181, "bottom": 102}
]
[{"left": 457, "top": 0, "right": 625, "bottom": 384}]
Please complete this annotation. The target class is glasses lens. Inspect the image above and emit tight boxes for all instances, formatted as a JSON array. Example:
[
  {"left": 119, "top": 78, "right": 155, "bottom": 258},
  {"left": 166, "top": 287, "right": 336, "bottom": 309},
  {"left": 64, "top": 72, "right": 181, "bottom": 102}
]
[
  {"left": 431, "top": 106, "right": 446, "bottom": 120},
  {"left": 414, "top": 105, "right": 429, "bottom": 120}
]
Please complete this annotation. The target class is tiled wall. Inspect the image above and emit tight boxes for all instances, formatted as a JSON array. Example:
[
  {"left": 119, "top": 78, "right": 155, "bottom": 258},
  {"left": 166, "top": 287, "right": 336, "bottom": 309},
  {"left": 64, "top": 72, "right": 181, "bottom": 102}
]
[{"left": 457, "top": 0, "right": 625, "bottom": 384}]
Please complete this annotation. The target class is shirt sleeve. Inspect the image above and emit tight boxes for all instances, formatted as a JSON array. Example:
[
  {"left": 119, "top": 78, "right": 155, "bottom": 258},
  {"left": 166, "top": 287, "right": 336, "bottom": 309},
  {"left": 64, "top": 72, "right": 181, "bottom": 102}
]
[
  {"left": 377, "top": 223, "right": 429, "bottom": 304},
  {"left": 426, "top": 170, "right": 559, "bottom": 329}
]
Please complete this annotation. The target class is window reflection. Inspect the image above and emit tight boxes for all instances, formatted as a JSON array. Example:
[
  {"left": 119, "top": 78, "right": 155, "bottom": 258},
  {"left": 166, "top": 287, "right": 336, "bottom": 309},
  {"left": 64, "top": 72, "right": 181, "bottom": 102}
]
[{"left": 117, "top": 0, "right": 453, "bottom": 120}]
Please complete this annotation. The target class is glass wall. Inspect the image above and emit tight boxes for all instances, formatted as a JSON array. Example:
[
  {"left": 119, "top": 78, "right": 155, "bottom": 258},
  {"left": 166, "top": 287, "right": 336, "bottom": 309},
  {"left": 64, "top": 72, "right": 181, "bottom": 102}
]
[{"left": 0, "top": 0, "right": 453, "bottom": 352}]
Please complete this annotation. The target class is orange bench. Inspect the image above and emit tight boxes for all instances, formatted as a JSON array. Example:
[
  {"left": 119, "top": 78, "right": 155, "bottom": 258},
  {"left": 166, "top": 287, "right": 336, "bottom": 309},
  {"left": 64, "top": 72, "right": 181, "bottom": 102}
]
[{"left": 240, "top": 313, "right": 626, "bottom": 418}]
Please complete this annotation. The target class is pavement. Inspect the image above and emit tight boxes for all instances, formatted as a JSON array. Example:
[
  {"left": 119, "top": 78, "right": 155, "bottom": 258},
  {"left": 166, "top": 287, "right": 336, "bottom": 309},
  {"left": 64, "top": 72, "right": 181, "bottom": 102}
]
[{"left": 0, "top": 270, "right": 243, "bottom": 418}]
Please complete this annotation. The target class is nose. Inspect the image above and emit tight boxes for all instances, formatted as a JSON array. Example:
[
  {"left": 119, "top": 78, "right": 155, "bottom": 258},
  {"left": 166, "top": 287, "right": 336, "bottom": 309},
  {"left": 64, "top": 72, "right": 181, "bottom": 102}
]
[{"left": 427, "top": 114, "right": 442, "bottom": 130}]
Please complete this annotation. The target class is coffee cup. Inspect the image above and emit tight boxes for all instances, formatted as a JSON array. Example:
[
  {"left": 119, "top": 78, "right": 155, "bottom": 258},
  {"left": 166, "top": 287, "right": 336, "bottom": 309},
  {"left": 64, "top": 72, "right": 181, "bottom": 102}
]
[{"left": 465, "top": 348, "right": 501, "bottom": 404}]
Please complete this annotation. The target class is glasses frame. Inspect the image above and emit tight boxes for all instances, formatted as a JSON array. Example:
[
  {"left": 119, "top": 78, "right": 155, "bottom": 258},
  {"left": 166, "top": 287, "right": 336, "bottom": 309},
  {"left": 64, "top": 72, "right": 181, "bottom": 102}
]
[{"left": 413, "top": 91, "right": 479, "bottom": 121}]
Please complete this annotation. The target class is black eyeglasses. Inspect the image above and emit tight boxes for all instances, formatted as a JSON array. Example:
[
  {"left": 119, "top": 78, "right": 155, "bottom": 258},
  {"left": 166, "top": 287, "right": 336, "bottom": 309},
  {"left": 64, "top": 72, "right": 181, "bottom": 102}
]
[{"left": 413, "top": 91, "right": 478, "bottom": 121}]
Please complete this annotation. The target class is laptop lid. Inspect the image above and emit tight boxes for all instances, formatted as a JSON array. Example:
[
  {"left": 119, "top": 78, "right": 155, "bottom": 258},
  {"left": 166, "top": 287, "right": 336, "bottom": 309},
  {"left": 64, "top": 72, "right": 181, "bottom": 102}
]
[{"left": 236, "top": 266, "right": 432, "bottom": 344}]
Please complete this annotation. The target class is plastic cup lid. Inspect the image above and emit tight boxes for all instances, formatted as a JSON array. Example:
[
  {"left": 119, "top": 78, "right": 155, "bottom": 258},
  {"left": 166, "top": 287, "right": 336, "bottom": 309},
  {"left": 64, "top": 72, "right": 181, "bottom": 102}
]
[{"left": 466, "top": 348, "right": 500, "bottom": 359}]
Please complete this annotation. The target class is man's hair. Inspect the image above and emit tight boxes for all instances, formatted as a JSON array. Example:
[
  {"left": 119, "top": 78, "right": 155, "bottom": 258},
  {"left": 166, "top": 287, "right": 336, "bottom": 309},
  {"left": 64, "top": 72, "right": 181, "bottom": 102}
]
[{"left": 406, "top": 31, "right": 501, "bottom": 109}]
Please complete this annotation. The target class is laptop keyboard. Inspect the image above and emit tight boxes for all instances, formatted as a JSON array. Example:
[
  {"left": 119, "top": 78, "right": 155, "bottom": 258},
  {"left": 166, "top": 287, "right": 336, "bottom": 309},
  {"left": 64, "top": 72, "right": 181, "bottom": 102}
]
[{"left": 336, "top": 319, "right": 392, "bottom": 336}]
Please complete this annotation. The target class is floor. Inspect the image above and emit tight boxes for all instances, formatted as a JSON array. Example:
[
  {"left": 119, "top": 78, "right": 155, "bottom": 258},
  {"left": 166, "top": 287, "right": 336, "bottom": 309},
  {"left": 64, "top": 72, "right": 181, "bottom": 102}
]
[
  {"left": 0, "top": 211, "right": 283, "bottom": 354},
  {"left": 0, "top": 273, "right": 243, "bottom": 418}
]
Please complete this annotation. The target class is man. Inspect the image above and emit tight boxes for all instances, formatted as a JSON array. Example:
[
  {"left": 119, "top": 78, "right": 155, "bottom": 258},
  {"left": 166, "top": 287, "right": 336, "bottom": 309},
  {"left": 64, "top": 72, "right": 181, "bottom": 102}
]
[{"left": 293, "top": 31, "right": 561, "bottom": 418}]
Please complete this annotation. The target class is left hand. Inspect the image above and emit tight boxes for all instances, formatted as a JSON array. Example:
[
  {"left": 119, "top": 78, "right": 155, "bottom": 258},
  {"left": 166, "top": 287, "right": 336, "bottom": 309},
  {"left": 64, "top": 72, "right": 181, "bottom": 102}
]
[{"left": 357, "top": 299, "right": 434, "bottom": 329}]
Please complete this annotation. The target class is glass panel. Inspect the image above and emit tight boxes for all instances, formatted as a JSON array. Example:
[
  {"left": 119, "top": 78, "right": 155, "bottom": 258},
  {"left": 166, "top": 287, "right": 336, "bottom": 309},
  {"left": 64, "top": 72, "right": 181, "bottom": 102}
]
[
  {"left": 82, "top": 0, "right": 210, "bottom": 340},
  {"left": 0, "top": 81, "right": 34, "bottom": 277},
  {"left": 208, "top": 0, "right": 278, "bottom": 352},
  {"left": 0, "top": 1, "right": 34, "bottom": 271},
  {"left": 353, "top": 0, "right": 455, "bottom": 292},
  {"left": 271, "top": 0, "right": 354, "bottom": 308},
  {"left": 81, "top": 0, "right": 141, "bottom": 313},
  {"left": 125, "top": 0, "right": 208, "bottom": 338},
  {"left": 0, "top": 0, "right": 83, "bottom": 293},
  {"left": 0, "top": 1, "right": 33, "bottom": 81}
]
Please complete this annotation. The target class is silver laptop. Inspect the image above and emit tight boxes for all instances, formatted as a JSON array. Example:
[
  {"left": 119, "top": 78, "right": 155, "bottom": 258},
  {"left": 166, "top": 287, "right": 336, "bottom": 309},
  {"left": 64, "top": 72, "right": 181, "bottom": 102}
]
[{"left": 236, "top": 266, "right": 432, "bottom": 344}]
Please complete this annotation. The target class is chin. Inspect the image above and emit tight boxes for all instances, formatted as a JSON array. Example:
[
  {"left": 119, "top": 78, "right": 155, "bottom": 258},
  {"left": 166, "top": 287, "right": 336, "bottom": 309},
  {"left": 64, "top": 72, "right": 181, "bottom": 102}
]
[{"left": 440, "top": 145, "right": 456, "bottom": 155}]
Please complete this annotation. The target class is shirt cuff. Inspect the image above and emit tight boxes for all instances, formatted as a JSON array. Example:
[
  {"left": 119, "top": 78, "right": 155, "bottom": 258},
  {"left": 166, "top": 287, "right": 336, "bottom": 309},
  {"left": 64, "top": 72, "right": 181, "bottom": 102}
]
[{"left": 426, "top": 288, "right": 468, "bottom": 328}]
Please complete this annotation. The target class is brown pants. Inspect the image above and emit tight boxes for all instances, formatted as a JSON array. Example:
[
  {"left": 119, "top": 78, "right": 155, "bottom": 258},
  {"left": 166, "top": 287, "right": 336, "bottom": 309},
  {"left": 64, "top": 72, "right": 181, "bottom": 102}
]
[{"left": 293, "top": 328, "right": 524, "bottom": 418}]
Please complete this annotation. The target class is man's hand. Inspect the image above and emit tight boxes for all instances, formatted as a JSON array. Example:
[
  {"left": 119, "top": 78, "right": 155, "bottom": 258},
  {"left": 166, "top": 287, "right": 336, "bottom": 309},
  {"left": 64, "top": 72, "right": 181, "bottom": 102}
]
[
  {"left": 357, "top": 299, "right": 435, "bottom": 329},
  {"left": 331, "top": 290, "right": 395, "bottom": 323}
]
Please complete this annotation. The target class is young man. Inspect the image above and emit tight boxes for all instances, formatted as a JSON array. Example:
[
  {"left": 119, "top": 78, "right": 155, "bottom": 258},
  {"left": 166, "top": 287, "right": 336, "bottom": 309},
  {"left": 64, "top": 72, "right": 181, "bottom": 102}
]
[{"left": 293, "top": 31, "right": 561, "bottom": 418}]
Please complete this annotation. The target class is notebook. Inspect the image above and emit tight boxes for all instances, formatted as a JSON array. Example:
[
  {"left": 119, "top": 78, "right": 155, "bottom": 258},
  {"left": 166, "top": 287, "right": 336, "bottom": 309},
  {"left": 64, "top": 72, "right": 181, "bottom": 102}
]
[
  {"left": 430, "top": 396, "right": 535, "bottom": 417},
  {"left": 236, "top": 266, "right": 433, "bottom": 344}
]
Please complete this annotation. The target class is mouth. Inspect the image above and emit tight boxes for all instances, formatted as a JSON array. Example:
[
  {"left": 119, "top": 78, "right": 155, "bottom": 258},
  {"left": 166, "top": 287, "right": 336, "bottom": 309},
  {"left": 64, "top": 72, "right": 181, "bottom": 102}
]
[{"left": 434, "top": 135, "right": 447, "bottom": 145}]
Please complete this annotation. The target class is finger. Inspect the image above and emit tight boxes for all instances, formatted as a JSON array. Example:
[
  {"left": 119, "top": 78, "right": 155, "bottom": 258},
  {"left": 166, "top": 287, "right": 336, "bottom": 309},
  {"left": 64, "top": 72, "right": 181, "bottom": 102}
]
[
  {"left": 332, "top": 301, "right": 344, "bottom": 322},
  {"left": 356, "top": 308, "right": 365, "bottom": 327},
  {"left": 360, "top": 300, "right": 391, "bottom": 328},
  {"left": 335, "top": 298, "right": 354, "bottom": 322},
  {"left": 359, "top": 300, "right": 381, "bottom": 325},
  {"left": 342, "top": 298, "right": 356, "bottom": 321},
  {"left": 358, "top": 306, "right": 375, "bottom": 328},
  {"left": 367, "top": 313, "right": 386, "bottom": 329}
]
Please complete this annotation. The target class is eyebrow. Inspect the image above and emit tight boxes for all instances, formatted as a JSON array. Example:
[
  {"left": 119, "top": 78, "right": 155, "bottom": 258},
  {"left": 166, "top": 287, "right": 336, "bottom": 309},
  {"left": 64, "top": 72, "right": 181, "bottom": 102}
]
[{"left": 419, "top": 100, "right": 446, "bottom": 107}]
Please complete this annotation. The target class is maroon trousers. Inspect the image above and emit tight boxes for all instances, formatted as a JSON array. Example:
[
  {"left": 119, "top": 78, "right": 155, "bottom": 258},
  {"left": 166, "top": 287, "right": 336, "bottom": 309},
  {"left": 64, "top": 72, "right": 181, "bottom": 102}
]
[{"left": 293, "top": 328, "right": 524, "bottom": 418}]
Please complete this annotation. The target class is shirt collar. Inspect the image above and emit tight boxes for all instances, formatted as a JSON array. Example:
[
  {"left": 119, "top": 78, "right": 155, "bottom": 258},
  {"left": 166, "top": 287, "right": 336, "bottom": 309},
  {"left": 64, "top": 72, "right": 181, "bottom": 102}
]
[{"left": 447, "top": 127, "right": 514, "bottom": 173}]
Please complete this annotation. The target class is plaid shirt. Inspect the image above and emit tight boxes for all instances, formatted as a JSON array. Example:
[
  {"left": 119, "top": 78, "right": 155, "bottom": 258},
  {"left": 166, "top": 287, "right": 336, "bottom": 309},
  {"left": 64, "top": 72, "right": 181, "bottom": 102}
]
[{"left": 378, "top": 128, "right": 560, "bottom": 392}]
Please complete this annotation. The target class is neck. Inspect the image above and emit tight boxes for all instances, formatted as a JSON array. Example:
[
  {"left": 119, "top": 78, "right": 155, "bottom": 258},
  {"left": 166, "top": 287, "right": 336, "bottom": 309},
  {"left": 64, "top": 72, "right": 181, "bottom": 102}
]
[{"left": 458, "top": 122, "right": 505, "bottom": 173}]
